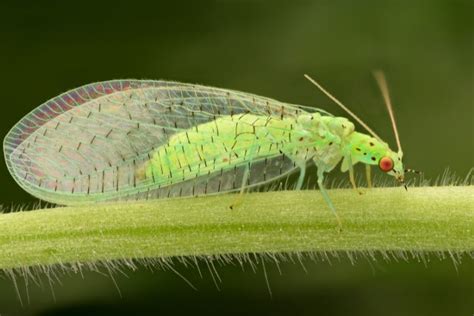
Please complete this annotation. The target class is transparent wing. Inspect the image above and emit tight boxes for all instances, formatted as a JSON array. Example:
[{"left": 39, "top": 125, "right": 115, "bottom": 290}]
[{"left": 4, "top": 80, "right": 330, "bottom": 204}]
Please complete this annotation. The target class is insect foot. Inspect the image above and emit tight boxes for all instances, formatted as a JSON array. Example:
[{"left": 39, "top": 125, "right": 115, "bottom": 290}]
[{"left": 229, "top": 195, "right": 244, "bottom": 210}]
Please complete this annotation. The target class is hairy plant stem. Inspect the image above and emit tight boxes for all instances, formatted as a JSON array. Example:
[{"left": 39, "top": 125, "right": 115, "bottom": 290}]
[{"left": 0, "top": 186, "right": 472, "bottom": 270}]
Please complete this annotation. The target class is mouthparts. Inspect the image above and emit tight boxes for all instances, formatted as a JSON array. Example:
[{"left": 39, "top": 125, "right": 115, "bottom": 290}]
[
  {"left": 397, "top": 176, "right": 407, "bottom": 191},
  {"left": 401, "top": 168, "right": 422, "bottom": 191}
]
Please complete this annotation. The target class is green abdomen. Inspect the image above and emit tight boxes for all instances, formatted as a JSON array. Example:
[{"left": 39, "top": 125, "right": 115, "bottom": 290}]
[{"left": 143, "top": 114, "right": 293, "bottom": 190}]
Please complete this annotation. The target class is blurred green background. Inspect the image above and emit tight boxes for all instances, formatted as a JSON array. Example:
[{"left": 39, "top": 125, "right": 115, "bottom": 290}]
[{"left": 0, "top": 0, "right": 472, "bottom": 315}]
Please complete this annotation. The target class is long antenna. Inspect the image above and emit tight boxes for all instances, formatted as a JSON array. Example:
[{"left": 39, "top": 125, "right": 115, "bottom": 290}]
[
  {"left": 372, "top": 70, "right": 402, "bottom": 153},
  {"left": 304, "top": 74, "right": 382, "bottom": 141}
]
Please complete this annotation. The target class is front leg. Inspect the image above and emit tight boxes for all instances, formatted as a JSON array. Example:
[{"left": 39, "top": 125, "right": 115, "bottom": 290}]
[
  {"left": 346, "top": 155, "right": 363, "bottom": 195},
  {"left": 365, "top": 164, "right": 372, "bottom": 188}
]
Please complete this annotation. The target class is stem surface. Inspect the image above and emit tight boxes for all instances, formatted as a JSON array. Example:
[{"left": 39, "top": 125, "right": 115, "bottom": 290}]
[{"left": 0, "top": 186, "right": 472, "bottom": 270}]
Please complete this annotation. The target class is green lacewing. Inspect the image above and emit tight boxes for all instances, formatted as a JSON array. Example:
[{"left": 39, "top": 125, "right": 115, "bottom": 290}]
[{"left": 4, "top": 74, "right": 412, "bottom": 224}]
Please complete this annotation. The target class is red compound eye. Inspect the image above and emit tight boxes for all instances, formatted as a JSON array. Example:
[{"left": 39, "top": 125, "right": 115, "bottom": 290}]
[{"left": 379, "top": 156, "right": 394, "bottom": 172}]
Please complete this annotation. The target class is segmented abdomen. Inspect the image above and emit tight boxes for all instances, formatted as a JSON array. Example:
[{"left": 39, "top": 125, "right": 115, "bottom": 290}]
[{"left": 138, "top": 114, "right": 294, "bottom": 194}]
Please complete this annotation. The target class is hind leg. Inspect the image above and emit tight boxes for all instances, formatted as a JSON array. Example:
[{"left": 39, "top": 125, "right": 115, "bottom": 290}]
[
  {"left": 229, "top": 142, "right": 259, "bottom": 210},
  {"left": 229, "top": 162, "right": 251, "bottom": 210}
]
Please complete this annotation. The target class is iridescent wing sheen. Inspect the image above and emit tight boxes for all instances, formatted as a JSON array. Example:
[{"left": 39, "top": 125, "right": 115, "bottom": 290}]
[{"left": 3, "top": 80, "right": 331, "bottom": 205}]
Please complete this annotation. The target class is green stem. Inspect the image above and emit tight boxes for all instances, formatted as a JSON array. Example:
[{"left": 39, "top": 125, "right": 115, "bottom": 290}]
[{"left": 0, "top": 186, "right": 472, "bottom": 270}]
